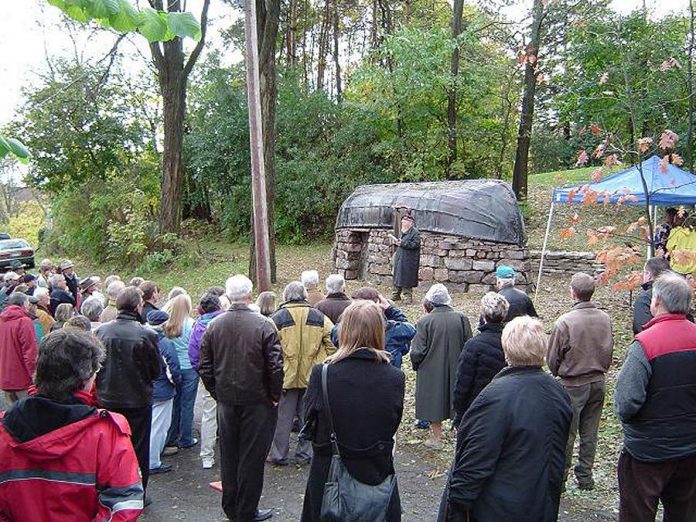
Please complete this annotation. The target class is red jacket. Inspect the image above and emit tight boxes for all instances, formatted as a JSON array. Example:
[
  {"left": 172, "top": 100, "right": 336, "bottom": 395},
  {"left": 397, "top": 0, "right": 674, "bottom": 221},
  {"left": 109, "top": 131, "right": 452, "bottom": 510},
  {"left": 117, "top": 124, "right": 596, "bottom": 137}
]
[
  {"left": 0, "top": 392, "right": 143, "bottom": 521},
  {"left": 0, "top": 305, "right": 38, "bottom": 391}
]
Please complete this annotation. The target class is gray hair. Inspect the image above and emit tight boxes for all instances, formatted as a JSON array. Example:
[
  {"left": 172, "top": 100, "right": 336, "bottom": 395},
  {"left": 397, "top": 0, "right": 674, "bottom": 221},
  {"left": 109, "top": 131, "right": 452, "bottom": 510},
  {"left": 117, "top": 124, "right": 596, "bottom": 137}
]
[
  {"left": 653, "top": 272, "right": 692, "bottom": 314},
  {"left": 497, "top": 277, "right": 515, "bottom": 288},
  {"left": 6, "top": 292, "right": 28, "bottom": 307},
  {"left": 425, "top": 283, "right": 451, "bottom": 306},
  {"left": 106, "top": 280, "right": 126, "bottom": 300},
  {"left": 325, "top": 274, "right": 345, "bottom": 294},
  {"left": 283, "top": 281, "right": 308, "bottom": 302},
  {"left": 81, "top": 296, "right": 105, "bottom": 322},
  {"left": 226, "top": 274, "right": 253, "bottom": 302},
  {"left": 480, "top": 292, "right": 510, "bottom": 324},
  {"left": 35, "top": 329, "right": 105, "bottom": 401},
  {"left": 167, "top": 286, "right": 187, "bottom": 300},
  {"left": 49, "top": 273, "right": 65, "bottom": 287},
  {"left": 39, "top": 258, "right": 53, "bottom": 270},
  {"left": 103, "top": 274, "right": 121, "bottom": 288},
  {"left": 301, "top": 270, "right": 319, "bottom": 286},
  {"left": 34, "top": 287, "right": 50, "bottom": 300}
]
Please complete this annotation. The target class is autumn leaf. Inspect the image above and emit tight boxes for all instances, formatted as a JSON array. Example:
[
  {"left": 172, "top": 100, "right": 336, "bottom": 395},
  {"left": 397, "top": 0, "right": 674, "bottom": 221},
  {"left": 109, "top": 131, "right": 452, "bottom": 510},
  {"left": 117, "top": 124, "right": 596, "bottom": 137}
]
[
  {"left": 659, "top": 130, "right": 679, "bottom": 150},
  {"left": 603, "top": 154, "right": 620, "bottom": 167},
  {"left": 659, "top": 57, "right": 680, "bottom": 72},
  {"left": 575, "top": 150, "right": 589, "bottom": 167},
  {"left": 582, "top": 190, "right": 599, "bottom": 206},
  {"left": 528, "top": 54, "right": 537, "bottom": 65},
  {"left": 587, "top": 231, "right": 599, "bottom": 246},
  {"left": 560, "top": 227, "right": 576, "bottom": 240},
  {"left": 623, "top": 194, "right": 639, "bottom": 203},
  {"left": 637, "top": 137, "right": 653, "bottom": 153},
  {"left": 598, "top": 72, "right": 609, "bottom": 84},
  {"left": 660, "top": 155, "right": 670, "bottom": 174},
  {"left": 671, "top": 153, "right": 684, "bottom": 166},
  {"left": 678, "top": 205, "right": 687, "bottom": 218},
  {"left": 591, "top": 168, "right": 603, "bottom": 183},
  {"left": 590, "top": 123, "right": 602, "bottom": 136},
  {"left": 568, "top": 212, "right": 581, "bottom": 224}
]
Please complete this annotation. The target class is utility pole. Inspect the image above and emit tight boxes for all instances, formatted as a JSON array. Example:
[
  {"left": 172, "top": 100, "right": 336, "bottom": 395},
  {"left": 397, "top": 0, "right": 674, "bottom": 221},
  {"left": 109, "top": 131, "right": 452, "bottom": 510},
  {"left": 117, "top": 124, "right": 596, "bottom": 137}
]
[{"left": 244, "top": 0, "right": 272, "bottom": 291}]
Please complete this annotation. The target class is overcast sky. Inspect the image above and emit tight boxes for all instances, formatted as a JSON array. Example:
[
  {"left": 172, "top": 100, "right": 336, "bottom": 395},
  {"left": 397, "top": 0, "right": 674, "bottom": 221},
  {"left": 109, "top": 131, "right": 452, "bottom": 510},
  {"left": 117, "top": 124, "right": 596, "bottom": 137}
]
[{"left": 0, "top": 0, "right": 690, "bottom": 128}]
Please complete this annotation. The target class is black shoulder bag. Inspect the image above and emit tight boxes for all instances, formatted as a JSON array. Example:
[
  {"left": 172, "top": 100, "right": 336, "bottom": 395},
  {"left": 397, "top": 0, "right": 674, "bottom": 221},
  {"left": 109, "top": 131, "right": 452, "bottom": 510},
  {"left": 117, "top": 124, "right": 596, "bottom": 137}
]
[{"left": 320, "top": 363, "right": 397, "bottom": 522}]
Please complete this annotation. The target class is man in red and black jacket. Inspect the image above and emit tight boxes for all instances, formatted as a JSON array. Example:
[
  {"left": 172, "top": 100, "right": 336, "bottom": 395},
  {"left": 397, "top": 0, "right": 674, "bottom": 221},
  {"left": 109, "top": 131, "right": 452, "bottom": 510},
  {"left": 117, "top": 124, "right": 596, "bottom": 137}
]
[
  {"left": 0, "top": 329, "right": 143, "bottom": 522},
  {"left": 615, "top": 272, "right": 696, "bottom": 522}
]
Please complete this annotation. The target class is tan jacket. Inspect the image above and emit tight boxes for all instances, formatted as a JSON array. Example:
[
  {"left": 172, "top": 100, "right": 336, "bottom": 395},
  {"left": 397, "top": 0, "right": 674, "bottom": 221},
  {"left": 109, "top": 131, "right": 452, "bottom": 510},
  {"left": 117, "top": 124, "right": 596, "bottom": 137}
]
[
  {"left": 36, "top": 308, "right": 55, "bottom": 337},
  {"left": 271, "top": 301, "right": 334, "bottom": 389},
  {"left": 305, "top": 286, "right": 325, "bottom": 307},
  {"left": 547, "top": 301, "right": 613, "bottom": 386}
]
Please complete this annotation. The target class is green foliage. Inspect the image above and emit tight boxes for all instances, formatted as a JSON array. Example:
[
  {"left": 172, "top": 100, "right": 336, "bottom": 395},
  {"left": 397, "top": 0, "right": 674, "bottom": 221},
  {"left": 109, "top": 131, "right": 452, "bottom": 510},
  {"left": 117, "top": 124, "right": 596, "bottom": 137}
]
[
  {"left": 6, "top": 202, "right": 45, "bottom": 247},
  {"left": 45, "top": 0, "right": 201, "bottom": 41},
  {"left": 0, "top": 135, "right": 30, "bottom": 163}
]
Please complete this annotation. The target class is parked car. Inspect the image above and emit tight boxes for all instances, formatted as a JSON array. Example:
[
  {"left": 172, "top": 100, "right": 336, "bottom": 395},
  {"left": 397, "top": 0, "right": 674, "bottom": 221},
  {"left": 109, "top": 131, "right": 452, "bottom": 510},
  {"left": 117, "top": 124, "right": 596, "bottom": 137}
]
[
  {"left": 0, "top": 233, "right": 10, "bottom": 240},
  {"left": 0, "top": 239, "right": 34, "bottom": 269}
]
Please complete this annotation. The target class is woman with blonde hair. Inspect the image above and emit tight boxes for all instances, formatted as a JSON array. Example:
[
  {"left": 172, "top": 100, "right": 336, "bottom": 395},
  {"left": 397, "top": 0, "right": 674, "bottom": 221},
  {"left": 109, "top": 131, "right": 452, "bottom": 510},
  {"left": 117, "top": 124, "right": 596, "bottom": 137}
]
[
  {"left": 256, "top": 291, "right": 277, "bottom": 317},
  {"left": 162, "top": 293, "right": 198, "bottom": 451},
  {"left": 300, "top": 300, "right": 404, "bottom": 521},
  {"left": 51, "top": 303, "right": 74, "bottom": 331}
]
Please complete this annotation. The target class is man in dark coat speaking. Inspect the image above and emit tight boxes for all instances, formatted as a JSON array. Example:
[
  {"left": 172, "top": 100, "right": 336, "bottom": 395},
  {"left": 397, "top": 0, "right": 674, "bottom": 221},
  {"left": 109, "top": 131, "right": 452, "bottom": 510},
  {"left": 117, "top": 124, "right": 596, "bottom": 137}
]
[{"left": 390, "top": 213, "right": 420, "bottom": 303}]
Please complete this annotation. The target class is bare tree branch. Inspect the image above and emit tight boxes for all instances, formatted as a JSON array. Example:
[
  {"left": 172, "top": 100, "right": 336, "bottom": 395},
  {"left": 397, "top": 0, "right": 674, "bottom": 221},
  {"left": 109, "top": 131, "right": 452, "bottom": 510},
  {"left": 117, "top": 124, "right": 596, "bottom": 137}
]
[{"left": 183, "top": 0, "right": 211, "bottom": 78}]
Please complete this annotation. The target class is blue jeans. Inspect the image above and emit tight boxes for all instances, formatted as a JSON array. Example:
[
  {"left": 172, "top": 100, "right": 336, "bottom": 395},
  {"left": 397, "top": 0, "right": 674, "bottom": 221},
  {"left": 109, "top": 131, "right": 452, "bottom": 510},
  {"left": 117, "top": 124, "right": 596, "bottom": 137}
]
[{"left": 166, "top": 368, "right": 199, "bottom": 447}]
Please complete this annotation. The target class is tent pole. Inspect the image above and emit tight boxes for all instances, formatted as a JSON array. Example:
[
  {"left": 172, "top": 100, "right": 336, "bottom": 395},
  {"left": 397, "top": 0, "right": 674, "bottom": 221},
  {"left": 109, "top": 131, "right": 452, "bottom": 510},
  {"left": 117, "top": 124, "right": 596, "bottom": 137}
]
[
  {"left": 535, "top": 199, "right": 554, "bottom": 302},
  {"left": 647, "top": 205, "right": 656, "bottom": 258}
]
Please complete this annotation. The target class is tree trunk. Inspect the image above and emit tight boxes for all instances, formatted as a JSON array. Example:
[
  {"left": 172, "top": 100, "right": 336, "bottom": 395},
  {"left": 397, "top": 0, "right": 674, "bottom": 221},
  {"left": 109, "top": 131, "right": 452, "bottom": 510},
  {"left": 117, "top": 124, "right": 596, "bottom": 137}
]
[
  {"left": 248, "top": 0, "right": 280, "bottom": 284},
  {"left": 287, "top": 0, "right": 298, "bottom": 66},
  {"left": 150, "top": 0, "right": 210, "bottom": 235},
  {"left": 316, "top": 0, "right": 331, "bottom": 92},
  {"left": 446, "top": 0, "right": 465, "bottom": 177},
  {"left": 333, "top": 0, "right": 342, "bottom": 102},
  {"left": 511, "top": 0, "right": 544, "bottom": 201}
]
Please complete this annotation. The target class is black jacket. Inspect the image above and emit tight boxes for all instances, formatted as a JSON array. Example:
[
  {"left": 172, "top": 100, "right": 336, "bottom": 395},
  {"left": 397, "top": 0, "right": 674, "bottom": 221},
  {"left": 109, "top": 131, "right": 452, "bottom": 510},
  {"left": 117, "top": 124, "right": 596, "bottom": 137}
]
[
  {"left": 96, "top": 311, "right": 162, "bottom": 409},
  {"left": 445, "top": 367, "right": 572, "bottom": 522},
  {"left": 452, "top": 323, "right": 506, "bottom": 424},
  {"left": 300, "top": 350, "right": 405, "bottom": 522},
  {"left": 393, "top": 227, "right": 420, "bottom": 289},
  {"left": 140, "top": 301, "right": 159, "bottom": 324},
  {"left": 632, "top": 282, "right": 654, "bottom": 335},
  {"left": 199, "top": 304, "right": 283, "bottom": 405},
  {"left": 49, "top": 288, "right": 75, "bottom": 316},
  {"left": 499, "top": 286, "right": 537, "bottom": 322}
]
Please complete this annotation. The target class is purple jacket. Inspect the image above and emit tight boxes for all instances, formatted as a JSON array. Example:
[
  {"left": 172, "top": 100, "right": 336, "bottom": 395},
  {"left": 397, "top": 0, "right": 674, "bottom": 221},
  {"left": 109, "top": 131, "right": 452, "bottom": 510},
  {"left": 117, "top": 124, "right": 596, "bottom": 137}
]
[{"left": 188, "top": 310, "right": 224, "bottom": 371}]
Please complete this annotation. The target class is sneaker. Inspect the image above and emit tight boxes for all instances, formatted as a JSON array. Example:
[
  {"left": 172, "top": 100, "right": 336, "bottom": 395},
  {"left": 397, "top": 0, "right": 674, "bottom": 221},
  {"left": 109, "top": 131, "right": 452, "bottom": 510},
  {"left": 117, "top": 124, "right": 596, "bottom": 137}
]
[
  {"left": 180, "top": 438, "right": 199, "bottom": 449},
  {"left": 413, "top": 419, "right": 431, "bottom": 429},
  {"left": 149, "top": 464, "right": 173, "bottom": 475},
  {"left": 161, "top": 446, "right": 179, "bottom": 457},
  {"left": 294, "top": 457, "right": 311, "bottom": 466},
  {"left": 202, "top": 459, "right": 214, "bottom": 469},
  {"left": 265, "top": 457, "right": 288, "bottom": 466}
]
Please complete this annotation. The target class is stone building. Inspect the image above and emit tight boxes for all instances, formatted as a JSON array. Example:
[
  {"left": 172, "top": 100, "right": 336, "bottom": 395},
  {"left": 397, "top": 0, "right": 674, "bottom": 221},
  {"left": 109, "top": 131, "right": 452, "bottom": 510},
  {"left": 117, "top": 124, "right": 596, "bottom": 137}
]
[{"left": 333, "top": 180, "right": 532, "bottom": 292}]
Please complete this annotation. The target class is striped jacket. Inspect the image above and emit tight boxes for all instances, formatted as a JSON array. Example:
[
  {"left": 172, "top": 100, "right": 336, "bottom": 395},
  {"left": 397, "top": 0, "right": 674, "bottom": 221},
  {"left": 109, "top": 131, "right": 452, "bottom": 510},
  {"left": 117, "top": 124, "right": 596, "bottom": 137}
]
[{"left": 0, "top": 395, "right": 143, "bottom": 521}]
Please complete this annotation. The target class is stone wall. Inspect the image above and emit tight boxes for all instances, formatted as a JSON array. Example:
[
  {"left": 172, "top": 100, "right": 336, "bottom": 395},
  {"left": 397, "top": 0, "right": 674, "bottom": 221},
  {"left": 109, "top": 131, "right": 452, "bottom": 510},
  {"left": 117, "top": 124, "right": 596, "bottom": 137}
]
[
  {"left": 529, "top": 250, "right": 604, "bottom": 277},
  {"left": 334, "top": 228, "right": 532, "bottom": 292}
]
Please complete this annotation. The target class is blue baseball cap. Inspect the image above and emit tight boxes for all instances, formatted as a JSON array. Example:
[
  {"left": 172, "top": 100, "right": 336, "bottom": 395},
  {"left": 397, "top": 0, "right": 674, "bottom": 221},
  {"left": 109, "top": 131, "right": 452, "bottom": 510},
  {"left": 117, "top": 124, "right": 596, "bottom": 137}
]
[{"left": 496, "top": 265, "right": 515, "bottom": 279}]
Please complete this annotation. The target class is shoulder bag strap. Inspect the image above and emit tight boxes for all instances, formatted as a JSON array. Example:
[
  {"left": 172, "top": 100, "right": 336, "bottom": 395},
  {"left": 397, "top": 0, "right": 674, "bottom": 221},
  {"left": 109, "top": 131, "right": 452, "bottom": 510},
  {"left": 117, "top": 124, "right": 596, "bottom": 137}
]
[{"left": 321, "top": 363, "right": 341, "bottom": 455}]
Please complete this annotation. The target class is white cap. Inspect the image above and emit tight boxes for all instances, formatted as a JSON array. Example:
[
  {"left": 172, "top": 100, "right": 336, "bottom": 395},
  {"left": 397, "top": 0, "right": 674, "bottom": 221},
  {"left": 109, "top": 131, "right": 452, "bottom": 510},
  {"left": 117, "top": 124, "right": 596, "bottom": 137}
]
[
  {"left": 3, "top": 271, "right": 19, "bottom": 282},
  {"left": 425, "top": 283, "right": 451, "bottom": 306}
]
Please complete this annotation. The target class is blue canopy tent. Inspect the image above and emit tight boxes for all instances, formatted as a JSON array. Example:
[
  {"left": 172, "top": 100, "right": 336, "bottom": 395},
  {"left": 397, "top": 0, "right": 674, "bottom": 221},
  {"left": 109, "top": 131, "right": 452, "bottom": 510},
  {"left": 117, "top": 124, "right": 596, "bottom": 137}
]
[{"left": 536, "top": 155, "right": 696, "bottom": 299}]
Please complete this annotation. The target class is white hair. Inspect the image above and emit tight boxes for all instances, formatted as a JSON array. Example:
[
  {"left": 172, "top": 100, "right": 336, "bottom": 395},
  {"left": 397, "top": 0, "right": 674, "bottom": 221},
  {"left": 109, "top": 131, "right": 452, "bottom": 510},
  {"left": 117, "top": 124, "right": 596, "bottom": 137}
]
[
  {"left": 425, "top": 283, "right": 451, "bottom": 306},
  {"left": 106, "top": 280, "right": 126, "bottom": 300},
  {"left": 49, "top": 273, "right": 65, "bottom": 287},
  {"left": 283, "top": 281, "right": 308, "bottom": 302},
  {"left": 325, "top": 274, "right": 345, "bottom": 294},
  {"left": 226, "top": 275, "right": 253, "bottom": 302},
  {"left": 34, "top": 287, "right": 49, "bottom": 299},
  {"left": 301, "top": 270, "right": 319, "bottom": 286}
]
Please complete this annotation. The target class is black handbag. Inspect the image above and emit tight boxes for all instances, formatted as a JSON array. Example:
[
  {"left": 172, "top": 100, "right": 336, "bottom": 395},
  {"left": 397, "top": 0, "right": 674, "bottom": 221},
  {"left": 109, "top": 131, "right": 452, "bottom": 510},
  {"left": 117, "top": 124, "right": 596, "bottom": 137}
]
[{"left": 319, "top": 363, "right": 397, "bottom": 522}]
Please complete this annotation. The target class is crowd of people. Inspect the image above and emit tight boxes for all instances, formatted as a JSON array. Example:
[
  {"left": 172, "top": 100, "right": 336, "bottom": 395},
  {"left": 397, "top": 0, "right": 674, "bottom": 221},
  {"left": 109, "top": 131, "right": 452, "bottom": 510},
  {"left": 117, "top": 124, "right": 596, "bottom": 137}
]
[{"left": 0, "top": 249, "right": 694, "bottom": 522}]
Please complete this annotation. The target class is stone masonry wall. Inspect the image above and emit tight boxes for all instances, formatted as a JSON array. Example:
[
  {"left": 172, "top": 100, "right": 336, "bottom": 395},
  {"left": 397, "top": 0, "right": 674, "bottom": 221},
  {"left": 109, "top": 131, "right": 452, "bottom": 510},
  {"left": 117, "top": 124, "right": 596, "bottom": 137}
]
[
  {"left": 334, "top": 228, "right": 532, "bottom": 293},
  {"left": 529, "top": 250, "right": 604, "bottom": 277}
]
